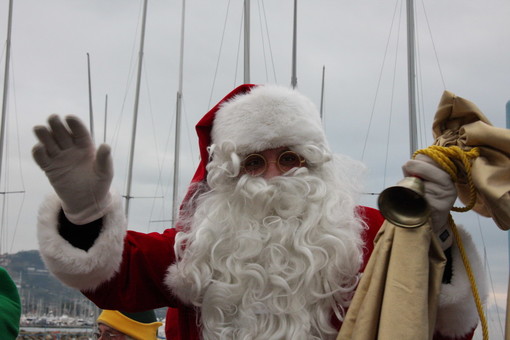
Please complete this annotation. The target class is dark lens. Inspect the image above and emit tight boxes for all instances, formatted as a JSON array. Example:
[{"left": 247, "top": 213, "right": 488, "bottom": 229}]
[
  {"left": 278, "top": 151, "right": 301, "bottom": 171},
  {"left": 242, "top": 154, "right": 266, "bottom": 176}
]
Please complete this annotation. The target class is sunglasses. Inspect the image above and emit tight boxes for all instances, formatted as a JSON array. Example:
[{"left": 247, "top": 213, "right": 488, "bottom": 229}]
[{"left": 241, "top": 150, "right": 305, "bottom": 177}]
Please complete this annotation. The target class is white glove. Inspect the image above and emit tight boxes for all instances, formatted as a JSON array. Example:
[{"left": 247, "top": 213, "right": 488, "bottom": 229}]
[
  {"left": 402, "top": 154, "right": 457, "bottom": 249},
  {"left": 32, "top": 114, "right": 113, "bottom": 225}
]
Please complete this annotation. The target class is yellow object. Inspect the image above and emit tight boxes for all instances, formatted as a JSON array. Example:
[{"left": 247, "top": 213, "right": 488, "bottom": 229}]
[{"left": 97, "top": 310, "right": 162, "bottom": 340}]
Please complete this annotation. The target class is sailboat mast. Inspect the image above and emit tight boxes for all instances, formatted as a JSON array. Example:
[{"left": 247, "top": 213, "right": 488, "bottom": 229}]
[
  {"left": 506, "top": 100, "right": 510, "bottom": 339},
  {"left": 125, "top": 0, "right": 149, "bottom": 216},
  {"left": 320, "top": 65, "right": 325, "bottom": 120},
  {"left": 244, "top": 0, "right": 250, "bottom": 83},
  {"left": 406, "top": 0, "right": 418, "bottom": 156},
  {"left": 87, "top": 53, "right": 94, "bottom": 140},
  {"left": 0, "top": 0, "right": 13, "bottom": 182},
  {"left": 103, "top": 94, "right": 108, "bottom": 143},
  {"left": 171, "top": 0, "right": 186, "bottom": 224},
  {"left": 291, "top": 0, "right": 298, "bottom": 89}
]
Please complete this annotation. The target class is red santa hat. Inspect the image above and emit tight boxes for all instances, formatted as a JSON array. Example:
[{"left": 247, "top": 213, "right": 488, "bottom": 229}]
[{"left": 191, "top": 84, "right": 327, "bottom": 184}]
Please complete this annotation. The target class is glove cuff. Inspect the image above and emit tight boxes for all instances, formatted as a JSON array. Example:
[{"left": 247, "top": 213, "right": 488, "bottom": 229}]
[{"left": 62, "top": 191, "right": 114, "bottom": 225}]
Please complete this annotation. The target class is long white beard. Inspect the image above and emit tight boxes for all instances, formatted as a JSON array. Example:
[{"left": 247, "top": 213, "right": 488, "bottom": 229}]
[{"left": 167, "top": 151, "right": 365, "bottom": 340}]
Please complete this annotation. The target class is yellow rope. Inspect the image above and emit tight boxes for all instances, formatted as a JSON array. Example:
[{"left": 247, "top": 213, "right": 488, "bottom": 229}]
[
  {"left": 415, "top": 145, "right": 479, "bottom": 212},
  {"left": 413, "top": 145, "right": 489, "bottom": 340},
  {"left": 449, "top": 217, "right": 489, "bottom": 340}
]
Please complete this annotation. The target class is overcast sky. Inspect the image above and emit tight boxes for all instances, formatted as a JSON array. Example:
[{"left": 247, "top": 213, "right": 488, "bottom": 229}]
[{"left": 1, "top": 0, "right": 509, "bottom": 337}]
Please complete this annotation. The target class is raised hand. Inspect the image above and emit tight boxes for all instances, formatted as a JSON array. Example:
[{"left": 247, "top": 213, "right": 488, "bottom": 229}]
[
  {"left": 32, "top": 114, "right": 113, "bottom": 225},
  {"left": 402, "top": 154, "right": 457, "bottom": 249}
]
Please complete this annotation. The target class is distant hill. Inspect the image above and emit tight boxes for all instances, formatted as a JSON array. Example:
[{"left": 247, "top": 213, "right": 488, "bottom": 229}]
[
  {"left": 0, "top": 250, "right": 166, "bottom": 322},
  {"left": 0, "top": 250, "right": 97, "bottom": 319}
]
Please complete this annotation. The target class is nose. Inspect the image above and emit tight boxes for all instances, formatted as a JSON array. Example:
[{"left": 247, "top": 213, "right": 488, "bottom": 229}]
[{"left": 263, "top": 161, "right": 283, "bottom": 179}]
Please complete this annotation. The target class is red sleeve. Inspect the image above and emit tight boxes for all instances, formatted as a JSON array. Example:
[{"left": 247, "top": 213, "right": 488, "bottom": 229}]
[{"left": 82, "top": 228, "right": 182, "bottom": 312}]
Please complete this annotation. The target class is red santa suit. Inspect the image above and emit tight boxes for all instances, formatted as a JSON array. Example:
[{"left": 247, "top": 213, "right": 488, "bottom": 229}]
[{"left": 37, "top": 84, "right": 485, "bottom": 340}]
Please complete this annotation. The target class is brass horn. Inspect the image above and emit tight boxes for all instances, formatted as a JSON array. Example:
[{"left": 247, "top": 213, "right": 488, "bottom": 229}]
[{"left": 377, "top": 176, "right": 431, "bottom": 228}]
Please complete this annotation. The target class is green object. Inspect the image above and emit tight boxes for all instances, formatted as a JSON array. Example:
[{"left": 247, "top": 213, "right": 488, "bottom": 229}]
[{"left": 0, "top": 267, "right": 21, "bottom": 339}]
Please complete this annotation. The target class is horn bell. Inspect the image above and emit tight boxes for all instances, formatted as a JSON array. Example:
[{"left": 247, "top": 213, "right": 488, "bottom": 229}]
[{"left": 377, "top": 176, "right": 431, "bottom": 228}]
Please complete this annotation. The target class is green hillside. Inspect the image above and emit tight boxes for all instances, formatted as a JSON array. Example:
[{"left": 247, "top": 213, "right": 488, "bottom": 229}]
[
  {"left": 1, "top": 250, "right": 166, "bottom": 325},
  {"left": 0, "top": 250, "right": 97, "bottom": 321}
]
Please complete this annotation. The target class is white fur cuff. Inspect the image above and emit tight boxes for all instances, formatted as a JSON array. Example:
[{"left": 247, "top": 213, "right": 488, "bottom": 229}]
[
  {"left": 37, "top": 191, "right": 127, "bottom": 291},
  {"left": 435, "top": 226, "right": 488, "bottom": 337}
]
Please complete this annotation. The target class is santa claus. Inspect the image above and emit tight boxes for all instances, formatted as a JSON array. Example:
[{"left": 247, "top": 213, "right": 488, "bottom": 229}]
[{"left": 33, "top": 84, "right": 485, "bottom": 340}]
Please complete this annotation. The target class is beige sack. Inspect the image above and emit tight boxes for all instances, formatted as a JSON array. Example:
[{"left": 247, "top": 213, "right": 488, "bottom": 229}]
[
  {"left": 433, "top": 90, "right": 510, "bottom": 230},
  {"left": 337, "top": 221, "right": 445, "bottom": 340}
]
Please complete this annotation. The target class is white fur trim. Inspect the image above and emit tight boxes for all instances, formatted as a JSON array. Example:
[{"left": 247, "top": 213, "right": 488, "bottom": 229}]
[
  {"left": 435, "top": 226, "right": 488, "bottom": 337},
  {"left": 165, "top": 263, "right": 193, "bottom": 305},
  {"left": 37, "top": 191, "right": 127, "bottom": 291},
  {"left": 211, "top": 85, "right": 327, "bottom": 155}
]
